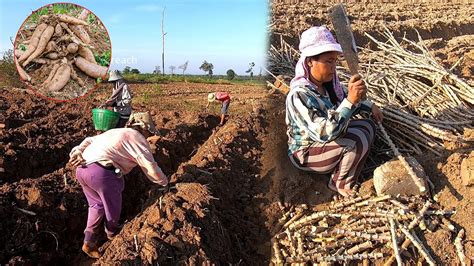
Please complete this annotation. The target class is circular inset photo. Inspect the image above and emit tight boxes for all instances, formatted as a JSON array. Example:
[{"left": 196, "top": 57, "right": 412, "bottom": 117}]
[{"left": 14, "top": 3, "right": 111, "bottom": 101}]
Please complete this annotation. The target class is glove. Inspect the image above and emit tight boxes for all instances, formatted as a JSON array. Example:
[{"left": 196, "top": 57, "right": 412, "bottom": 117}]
[
  {"left": 158, "top": 183, "right": 176, "bottom": 194},
  {"left": 157, "top": 183, "right": 170, "bottom": 193}
]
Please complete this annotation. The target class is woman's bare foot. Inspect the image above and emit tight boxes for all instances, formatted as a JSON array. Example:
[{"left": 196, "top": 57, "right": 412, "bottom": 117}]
[
  {"left": 337, "top": 188, "right": 356, "bottom": 197},
  {"left": 327, "top": 179, "right": 356, "bottom": 197}
]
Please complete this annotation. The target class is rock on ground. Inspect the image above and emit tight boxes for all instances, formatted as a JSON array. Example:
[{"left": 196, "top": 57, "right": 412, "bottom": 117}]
[{"left": 373, "top": 157, "right": 427, "bottom": 196}]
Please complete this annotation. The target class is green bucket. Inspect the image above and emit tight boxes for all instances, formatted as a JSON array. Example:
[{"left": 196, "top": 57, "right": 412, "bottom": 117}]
[{"left": 92, "top": 108, "right": 120, "bottom": 131}]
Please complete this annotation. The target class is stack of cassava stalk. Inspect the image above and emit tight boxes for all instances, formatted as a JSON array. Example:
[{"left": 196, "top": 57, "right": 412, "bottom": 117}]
[
  {"left": 268, "top": 28, "right": 473, "bottom": 155},
  {"left": 272, "top": 194, "right": 465, "bottom": 265}
]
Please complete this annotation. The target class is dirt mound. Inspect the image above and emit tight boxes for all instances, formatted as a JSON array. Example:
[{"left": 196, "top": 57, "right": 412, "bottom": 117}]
[
  {"left": 99, "top": 183, "right": 231, "bottom": 264},
  {"left": 98, "top": 110, "right": 270, "bottom": 264},
  {"left": 0, "top": 168, "right": 86, "bottom": 264},
  {"left": 0, "top": 88, "right": 96, "bottom": 182},
  {"left": 422, "top": 35, "right": 474, "bottom": 80},
  {"left": 0, "top": 82, "right": 274, "bottom": 264}
]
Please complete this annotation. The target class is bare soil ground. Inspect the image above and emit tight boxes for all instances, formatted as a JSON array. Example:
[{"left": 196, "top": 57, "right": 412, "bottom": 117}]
[
  {"left": 0, "top": 81, "right": 278, "bottom": 264},
  {"left": 268, "top": 1, "right": 473, "bottom": 264},
  {"left": 270, "top": 2, "right": 474, "bottom": 81},
  {"left": 0, "top": 2, "right": 472, "bottom": 265}
]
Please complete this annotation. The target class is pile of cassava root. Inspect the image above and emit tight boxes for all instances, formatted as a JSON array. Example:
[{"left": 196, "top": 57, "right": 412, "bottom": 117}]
[{"left": 15, "top": 7, "right": 109, "bottom": 98}]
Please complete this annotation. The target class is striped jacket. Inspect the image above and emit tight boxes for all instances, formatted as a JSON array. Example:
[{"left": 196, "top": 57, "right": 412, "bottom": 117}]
[{"left": 286, "top": 84, "right": 373, "bottom": 155}]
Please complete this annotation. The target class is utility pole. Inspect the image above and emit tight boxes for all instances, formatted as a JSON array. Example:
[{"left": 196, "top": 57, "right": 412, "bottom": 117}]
[{"left": 161, "top": 7, "right": 167, "bottom": 75}]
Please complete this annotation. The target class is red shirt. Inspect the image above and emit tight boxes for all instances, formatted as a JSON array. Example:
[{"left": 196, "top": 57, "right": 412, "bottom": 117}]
[{"left": 215, "top": 92, "right": 230, "bottom": 102}]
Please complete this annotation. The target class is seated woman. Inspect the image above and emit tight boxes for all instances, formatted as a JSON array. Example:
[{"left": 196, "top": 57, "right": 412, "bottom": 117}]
[{"left": 286, "top": 26, "right": 383, "bottom": 197}]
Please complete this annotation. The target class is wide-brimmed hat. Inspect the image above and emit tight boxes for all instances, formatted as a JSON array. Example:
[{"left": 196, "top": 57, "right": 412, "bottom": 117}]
[
  {"left": 126, "top": 112, "right": 158, "bottom": 135},
  {"left": 207, "top": 93, "right": 216, "bottom": 102},
  {"left": 299, "top": 26, "right": 342, "bottom": 57},
  {"left": 108, "top": 70, "right": 123, "bottom": 82}
]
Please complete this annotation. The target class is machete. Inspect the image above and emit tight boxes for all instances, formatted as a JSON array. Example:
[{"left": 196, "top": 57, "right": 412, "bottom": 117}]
[{"left": 329, "top": 4, "right": 359, "bottom": 76}]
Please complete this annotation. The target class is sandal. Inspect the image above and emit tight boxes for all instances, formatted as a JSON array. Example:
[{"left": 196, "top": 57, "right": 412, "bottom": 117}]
[{"left": 82, "top": 241, "right": 100, "bottom": 259}]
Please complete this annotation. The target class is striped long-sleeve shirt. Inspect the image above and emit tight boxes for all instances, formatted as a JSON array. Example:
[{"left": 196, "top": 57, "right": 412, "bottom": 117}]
[{"left": 286, "top": 84, "right": 373, "bottom": 155}]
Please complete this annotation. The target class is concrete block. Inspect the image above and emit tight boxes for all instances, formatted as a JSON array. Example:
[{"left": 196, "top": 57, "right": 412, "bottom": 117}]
[{"left": 373, "top": 156, "right": 427, "bottom": 196}]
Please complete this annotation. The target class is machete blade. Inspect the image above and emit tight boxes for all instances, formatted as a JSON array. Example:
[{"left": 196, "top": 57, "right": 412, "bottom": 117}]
[{"left": 329, "top": 4, "right": 359, "bottom": 75}]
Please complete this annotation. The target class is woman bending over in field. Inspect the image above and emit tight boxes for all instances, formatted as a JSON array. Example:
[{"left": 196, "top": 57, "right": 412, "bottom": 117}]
[
  {"left": 286, "top": 26, "right": 383, "bottom": 197},
  {"left": 206, "top": 91, "right": 231, "bottom": 126}
]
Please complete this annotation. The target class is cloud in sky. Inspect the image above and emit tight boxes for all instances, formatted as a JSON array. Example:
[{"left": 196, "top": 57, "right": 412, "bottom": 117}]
[
  {"left": 134, "top": 4, "right": 162, "bottom": 12},
  {"left": 105, "top": 14, "right": 121, "bottom": 24}
]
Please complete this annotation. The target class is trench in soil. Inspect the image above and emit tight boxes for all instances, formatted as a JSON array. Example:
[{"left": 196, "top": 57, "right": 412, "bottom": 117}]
[
  {"left": 95, "top": 111, "right": 271, "bottom": 264},
  {"left": 1, "top": 83, "right": 276, "bottom": 264},
  {"left": 0, "top": 113, "right": 222, "bottom": 263},
  {"left": 1, "top": 109, "right": 92, "bottom": 182},
  {"left": 120, "top": 114, "right": 220, "bottom": 224}
]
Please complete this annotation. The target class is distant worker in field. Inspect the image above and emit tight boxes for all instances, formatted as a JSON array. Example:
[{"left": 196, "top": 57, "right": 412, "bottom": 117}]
[
  {"left": 68, "top": 112, "right": 168, "bottom": 259},
  {"left": 101, "top": 70, "right": 132, "bottom": 128},
  {"left": 286, "top": 26, "right": 383, "bottom": 197},
  {"left": 206, "top": 91, "right": 231, "bottom": 126}
]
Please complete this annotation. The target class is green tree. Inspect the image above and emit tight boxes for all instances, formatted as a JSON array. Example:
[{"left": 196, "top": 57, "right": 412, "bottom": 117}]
[
  {"left": 123, "top": 66, "right": 131, "bottom": 75},
  {"left": 199, "top": 60, "right": 214, "bottom": 78},
  {"left": 0, "top": 49, "right": 21, "bottom": 87},
  {"left": 130, "top": 68, "right": 140, "bottom": 74},
  {"left": 226, "top": 69, "right": 236, "bottom": 80}
]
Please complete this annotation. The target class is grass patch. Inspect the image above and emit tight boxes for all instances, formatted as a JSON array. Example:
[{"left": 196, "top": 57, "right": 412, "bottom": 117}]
[
  {"left": 94, "top": 50, "right": 111, "bottom": 67},
  {"left": 122, "top": 74, "right": 266, "bottom": 86},
  {"left": 133, "top": 83, "right": 164, "bottom": 105},
  {"left": 29, "top": 7, "right": 48, "bottom": 23},
  {"left": 87, "top": 13, "right": 97, "bottom": 24},
  {"left": 152, "top": 83, "right": 162, "bottom": 94},
  {"left": 29, "top": 3, "right": 81, "bottom": 23}
]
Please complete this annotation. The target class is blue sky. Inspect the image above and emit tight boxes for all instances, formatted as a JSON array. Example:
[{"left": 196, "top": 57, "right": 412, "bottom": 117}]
[{"left": 0, "top": 0, "right": 269, "bottom": 75}]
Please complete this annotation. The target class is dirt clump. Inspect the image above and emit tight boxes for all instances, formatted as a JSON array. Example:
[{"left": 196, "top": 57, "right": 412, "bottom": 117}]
[
  {"left": 0, "top": 88, "right": 95, "bottom": 182},
  {"left": 98, "top": 183, "right": 231, "bottom": 264}
]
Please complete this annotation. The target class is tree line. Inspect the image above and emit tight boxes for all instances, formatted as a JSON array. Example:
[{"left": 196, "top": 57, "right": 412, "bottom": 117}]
[{"left": 121, "top": 60, "right": 258, "bottom": 81}]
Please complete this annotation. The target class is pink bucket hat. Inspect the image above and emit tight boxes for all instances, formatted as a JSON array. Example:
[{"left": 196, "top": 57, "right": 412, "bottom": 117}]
[{"left": 299, "top": 26, "right": 342, "bottom": 57}]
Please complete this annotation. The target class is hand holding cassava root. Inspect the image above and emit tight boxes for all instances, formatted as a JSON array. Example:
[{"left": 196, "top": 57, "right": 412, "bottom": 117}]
[{"left": 15, "top": 7, "right": 109, "bottom": 96}]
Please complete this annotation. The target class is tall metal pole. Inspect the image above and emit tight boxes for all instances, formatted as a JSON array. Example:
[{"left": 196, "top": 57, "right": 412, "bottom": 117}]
[{"left": 161, "top": 7, "right": 167, "bottom": 75}]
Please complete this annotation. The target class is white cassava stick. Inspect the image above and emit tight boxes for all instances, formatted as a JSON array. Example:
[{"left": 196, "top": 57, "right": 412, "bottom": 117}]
[{"left": 378, "top": 122, "right": 427, "bottom": 193}]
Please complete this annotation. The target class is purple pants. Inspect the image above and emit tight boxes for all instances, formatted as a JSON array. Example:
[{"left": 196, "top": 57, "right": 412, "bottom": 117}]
[{"left": 76, "top": 163, "right": 124, "bottom": 243}]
